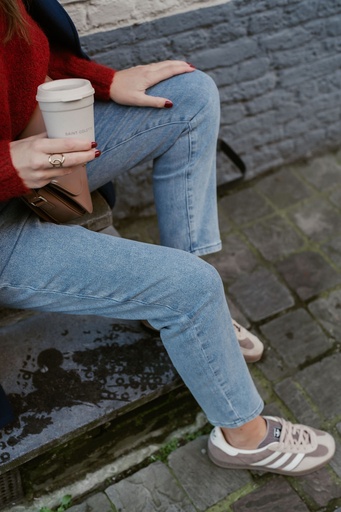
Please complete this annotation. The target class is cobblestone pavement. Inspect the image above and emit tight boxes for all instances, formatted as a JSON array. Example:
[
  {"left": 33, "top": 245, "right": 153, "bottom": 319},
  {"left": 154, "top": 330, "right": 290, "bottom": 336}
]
[
  {"left": 17, "top": 152, "right": 341, "bottom": 511},
  {"left": 60, "top": 151, "right": 341, "bottom": 512}
]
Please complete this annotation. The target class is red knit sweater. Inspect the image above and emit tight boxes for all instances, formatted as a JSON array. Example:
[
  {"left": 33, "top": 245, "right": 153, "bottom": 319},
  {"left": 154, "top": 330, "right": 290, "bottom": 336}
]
[{"left": 0, "top": 0, "right": 115, "bottom": 201}]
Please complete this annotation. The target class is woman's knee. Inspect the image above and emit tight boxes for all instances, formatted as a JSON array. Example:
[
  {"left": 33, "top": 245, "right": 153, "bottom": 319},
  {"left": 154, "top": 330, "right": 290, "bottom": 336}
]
[
  {"left": 151, "top": 70, "right": 220, "bottom": 119},
  {"left": 173, "top": 252, "right": 225, "bottom": 309},
  {"left": 181, "top": 70, "right": 220, "bottom": 117}
]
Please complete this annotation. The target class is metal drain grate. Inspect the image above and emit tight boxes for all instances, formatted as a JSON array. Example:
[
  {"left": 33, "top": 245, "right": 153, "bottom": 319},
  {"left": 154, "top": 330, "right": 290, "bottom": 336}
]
[{"left": 0, "top": 469, "right": 23, "bottom": 510}]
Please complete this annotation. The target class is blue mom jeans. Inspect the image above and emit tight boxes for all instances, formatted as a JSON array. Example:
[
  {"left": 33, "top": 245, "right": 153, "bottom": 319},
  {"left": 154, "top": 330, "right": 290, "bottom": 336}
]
[{"left": 0, "top": 70, "right": 263, "bottom": 428}]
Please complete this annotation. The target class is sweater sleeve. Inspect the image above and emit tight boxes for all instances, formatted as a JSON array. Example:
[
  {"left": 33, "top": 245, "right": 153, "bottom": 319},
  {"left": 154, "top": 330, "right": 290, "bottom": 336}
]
[
  {"left": 0, "top": 144, "right": 30, "bottom": 201},
  {"left": 49, "top": 49, "right": 116, "bottom": 100},
  {"left": 0, "top": 55, "right": 30, "bottom": 201}
]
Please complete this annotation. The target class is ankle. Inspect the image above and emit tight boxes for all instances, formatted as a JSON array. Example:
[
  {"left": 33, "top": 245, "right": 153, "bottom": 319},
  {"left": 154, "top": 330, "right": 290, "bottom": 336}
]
[{"left": 221, "top": 416, "right": 267, "bottom": 450}]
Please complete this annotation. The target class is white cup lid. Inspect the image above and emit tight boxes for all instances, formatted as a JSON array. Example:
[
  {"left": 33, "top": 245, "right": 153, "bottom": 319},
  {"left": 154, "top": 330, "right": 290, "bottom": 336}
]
[{"left": 36, "top": 78, "right": 95, "bottom": 102}]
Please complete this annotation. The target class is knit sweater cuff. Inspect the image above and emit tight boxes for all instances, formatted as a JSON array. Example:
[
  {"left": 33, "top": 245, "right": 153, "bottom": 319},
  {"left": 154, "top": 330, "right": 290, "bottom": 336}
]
[{"left": 0, "top": 143, "right": 30, "bottom": 202}]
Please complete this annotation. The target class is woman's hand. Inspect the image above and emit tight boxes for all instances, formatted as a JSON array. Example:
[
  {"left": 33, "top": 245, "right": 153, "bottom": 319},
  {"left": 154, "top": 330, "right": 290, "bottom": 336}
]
[
  {"left": 109, "top": 60, "right": 195, "bottom": 108},
  {"left": 10, "top": 133, "right": 100, "bottom": 190}
]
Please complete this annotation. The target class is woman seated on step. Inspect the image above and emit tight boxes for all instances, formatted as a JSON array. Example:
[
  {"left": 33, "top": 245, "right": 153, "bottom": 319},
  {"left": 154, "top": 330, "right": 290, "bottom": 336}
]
[{"left": 0, "top": 0, "right": 335, "bottom": 476}]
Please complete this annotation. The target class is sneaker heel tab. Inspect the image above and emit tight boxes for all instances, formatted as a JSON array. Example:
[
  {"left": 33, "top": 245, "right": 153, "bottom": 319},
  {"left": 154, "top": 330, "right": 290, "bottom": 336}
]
[{"left": 211, "top": 427, "right": 240, "bottom": 456}]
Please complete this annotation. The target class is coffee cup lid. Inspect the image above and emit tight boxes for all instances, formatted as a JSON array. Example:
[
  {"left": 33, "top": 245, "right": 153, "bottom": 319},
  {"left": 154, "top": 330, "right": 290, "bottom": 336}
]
[{"left": 36, "top": 78, "right": 95, "bottom": 102}]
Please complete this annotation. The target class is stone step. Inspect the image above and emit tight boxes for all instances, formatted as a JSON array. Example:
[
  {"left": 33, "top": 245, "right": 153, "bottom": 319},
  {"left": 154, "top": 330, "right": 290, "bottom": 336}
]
[
  {"left": 0, "top": 312, "right": 200, "bottom": 508},
  {"left": 0, "top": 192, "right": 200, "bottom": 508}
]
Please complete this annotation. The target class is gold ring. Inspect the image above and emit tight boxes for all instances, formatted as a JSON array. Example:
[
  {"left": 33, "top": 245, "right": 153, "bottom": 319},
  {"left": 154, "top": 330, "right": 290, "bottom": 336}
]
[{"left": 48, "top": 154, "right": 65, "bottom": 168}]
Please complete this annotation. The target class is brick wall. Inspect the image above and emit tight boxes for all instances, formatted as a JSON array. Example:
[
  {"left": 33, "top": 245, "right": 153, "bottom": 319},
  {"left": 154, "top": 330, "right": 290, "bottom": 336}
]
[
  {"left": 60, "top": 0, "right": 228, "bottom": 35},
  {"left": 63, "top": 0, "right": 341, "bottom": 219}
]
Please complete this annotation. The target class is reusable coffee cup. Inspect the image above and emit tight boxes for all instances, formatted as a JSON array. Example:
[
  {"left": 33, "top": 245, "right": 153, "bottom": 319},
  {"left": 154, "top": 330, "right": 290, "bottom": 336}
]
[{"left": 36, "top": 78, "right": 95, "bottom": 141}]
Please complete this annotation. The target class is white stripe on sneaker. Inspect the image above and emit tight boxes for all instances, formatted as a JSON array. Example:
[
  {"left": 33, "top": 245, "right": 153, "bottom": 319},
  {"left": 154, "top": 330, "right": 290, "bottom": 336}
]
[
  {"left": 267, "top": 452, "right": 292, "bottom": 469},
  {"left": 252, "top": 451, "right": 283, "bottom": 467},
  {"left": 252, "top": 452, "right": 305, "bottom": 471},
  {"left": 282, "top": 453, "right": 305, "bottom": 471}
]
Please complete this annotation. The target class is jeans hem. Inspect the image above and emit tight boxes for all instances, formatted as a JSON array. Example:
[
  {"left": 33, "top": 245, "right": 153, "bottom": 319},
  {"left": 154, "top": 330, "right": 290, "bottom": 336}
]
[
  {"left": 207, "top": 398, "right": 264, "bottom": 429},
  {"left": 190, "top": 241, "right": 222, "bottom": 257}
]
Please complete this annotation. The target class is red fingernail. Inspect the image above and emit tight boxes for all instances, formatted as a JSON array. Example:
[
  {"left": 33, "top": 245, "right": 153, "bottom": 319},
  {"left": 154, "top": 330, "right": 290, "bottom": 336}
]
[
  {"left": 91, "top": 142, "right": 98, "bottom": 148},
  {"left": 187, "top": 62, "right": 196, "bottom": 69},
  {"left": 164, "top": 100, "right": 173, "bottom": 109},
  {"left": 95, "top": 150, "right": 101, "bottom": 158}
]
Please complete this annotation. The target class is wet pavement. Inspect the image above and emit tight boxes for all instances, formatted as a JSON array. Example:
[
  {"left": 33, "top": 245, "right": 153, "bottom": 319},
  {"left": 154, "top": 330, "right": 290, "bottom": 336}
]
[{"left": 1, "top": 151, "right": 341, "bottom": 511}]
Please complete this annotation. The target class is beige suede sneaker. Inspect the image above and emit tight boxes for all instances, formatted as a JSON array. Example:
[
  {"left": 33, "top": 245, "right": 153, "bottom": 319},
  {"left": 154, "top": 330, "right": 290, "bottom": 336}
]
[
  {"left": 208, "top": 416, "right": 335, "bottom": 476},
  {"left": 232, "top": 320, "right": 264, "bottom": 363},
  {"left": 141, "top": 319, "right": 264, "bottom": 363}
]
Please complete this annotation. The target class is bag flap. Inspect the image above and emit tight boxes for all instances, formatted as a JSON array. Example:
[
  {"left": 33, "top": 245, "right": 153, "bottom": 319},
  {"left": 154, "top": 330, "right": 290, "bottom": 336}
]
[{"left": 50, "top": 165, "right": 86, "bottom": 196}]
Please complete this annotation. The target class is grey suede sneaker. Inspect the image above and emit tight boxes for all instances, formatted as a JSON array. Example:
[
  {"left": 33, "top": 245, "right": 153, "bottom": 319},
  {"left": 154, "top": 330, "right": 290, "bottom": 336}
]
[
  {"left": 141, "top": 319, "right": 264, "bottom": 363},
  {"left": 208, "top": 416, "right": 335, "bottom": 476}
]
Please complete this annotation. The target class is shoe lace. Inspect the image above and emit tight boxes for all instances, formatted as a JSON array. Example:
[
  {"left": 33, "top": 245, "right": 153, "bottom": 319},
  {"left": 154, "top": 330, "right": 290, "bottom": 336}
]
[{"left": 277, "top": 418, "right": 318, "bottom": 454}]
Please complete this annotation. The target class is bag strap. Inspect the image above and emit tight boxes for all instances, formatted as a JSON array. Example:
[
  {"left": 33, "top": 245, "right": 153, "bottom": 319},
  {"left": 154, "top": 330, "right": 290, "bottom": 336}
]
[{"left": 218, "top": 139, "right": 246, "bottom": 175}]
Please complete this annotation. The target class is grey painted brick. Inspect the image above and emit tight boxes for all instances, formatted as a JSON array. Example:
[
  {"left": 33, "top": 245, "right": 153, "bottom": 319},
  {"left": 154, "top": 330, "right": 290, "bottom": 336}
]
[
  {"left": 234, "top": 0, "right": 271, "bottom": 18},
  {"left": 326, "top": 17, "right": 341, "bottom": 36},
  {"left": 219, "top": 73, "right": 277, "bottom": 104},
  {"left": 269, "top": 41, "right": 324, "bottom": 69},
  {"left": 195, "top": 39, "right": 258, "bottom": 71},
  {"left": 279, "top": 54, "right": 341, "bottom": 88},
  {"left": 248, "top": 157, "right": 285, "bottom": 178},
  {"left": 248, "top": 9, "right": 286, "bottom": 35},
  {"left": 313, "top": 91, "right": 341, "bottom": 113},
  {"left": 208, "top": 22, "right": 247, "bottom": 45},
  {"left": 79, "top": 1, "right": 341, "bottom": 218},
  {"left": 237, "top": 111, "right": 284, "bottom": 142},
  {"left": 153, "top": 6, "right": 233, "bottom": 38},
  {"left": 260, "top": 27, "right": 313, "bottom": 52},
  {"left": 209, "top": 66, "right": 238, "bottom": 88},
  {"left": 169, "top": 29, "right": 209, "bottom": 55},
  {"left": 317, "top": 0, "right": 341, "bottom": 16},
  {"left": 317, "top": 105, "right": 341, "bottom": 124},
  {"left": 305, "top": 17, "right": 340, "bottom": 39},
  {"left": 236, "top": 0, "right": 296, "bottom": 17},
  {"left": 285, "top": 0, "right": 320, "bottom": 25},
  {"left": 237, "top": 57, "right": 270, "bottom": 82},
  {"left": 276, "top": 139, "right": 296, "bottom": 159},
  {"left": 135, "top": 40, "right": 172, "bottom": 63},
  {"left": 246, "top": 95, "right": 273, "bottom": 115},
  {"left": 221, "top": 104, "right": 246, "bottom": 125},
  {"left": 327, "top": 120, "right": 341, "bottom": 143},
  {"left": 264, "top": 0, "right": 301, "bottom": 7}
]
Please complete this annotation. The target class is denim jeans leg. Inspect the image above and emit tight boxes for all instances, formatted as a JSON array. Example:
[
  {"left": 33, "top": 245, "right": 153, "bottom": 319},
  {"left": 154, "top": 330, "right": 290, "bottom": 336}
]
[
  {"left": 0, "top": 70, "right": 263, "bottom": 428},
  {"left": 0, "top": 209, "right": 262, "bottom": 428},
  {"left": 87, "top": 70, "right": 222, "bottom": 255}
]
